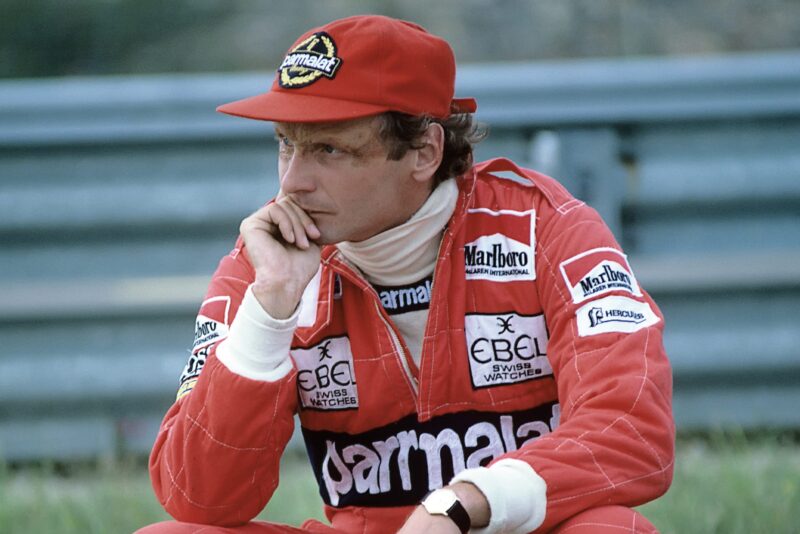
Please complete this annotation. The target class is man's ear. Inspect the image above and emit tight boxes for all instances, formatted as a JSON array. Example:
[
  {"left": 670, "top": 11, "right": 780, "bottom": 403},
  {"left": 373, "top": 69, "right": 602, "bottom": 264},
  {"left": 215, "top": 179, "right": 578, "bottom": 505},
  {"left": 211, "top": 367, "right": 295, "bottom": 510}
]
[{"left": 411, "top": 122, "right": 445, "bottom": 185}]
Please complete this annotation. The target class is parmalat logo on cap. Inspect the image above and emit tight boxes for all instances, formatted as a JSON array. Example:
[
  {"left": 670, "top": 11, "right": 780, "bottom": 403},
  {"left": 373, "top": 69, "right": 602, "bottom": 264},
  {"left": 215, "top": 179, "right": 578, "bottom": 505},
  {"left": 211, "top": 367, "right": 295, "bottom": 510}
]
[{"left": 279, "top": 31, "right": 343, "bottom": 88}]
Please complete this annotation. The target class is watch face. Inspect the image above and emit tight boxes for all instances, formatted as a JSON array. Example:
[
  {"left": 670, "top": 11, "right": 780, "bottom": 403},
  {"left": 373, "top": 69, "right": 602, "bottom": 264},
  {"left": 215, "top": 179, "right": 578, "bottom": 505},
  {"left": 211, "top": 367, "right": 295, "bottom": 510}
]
[
  {"left": 424, "top": 489, "right": 457, "bottom": 514},
  {"left": 422, "top": 488, "right": 471, "bottom": 534}
]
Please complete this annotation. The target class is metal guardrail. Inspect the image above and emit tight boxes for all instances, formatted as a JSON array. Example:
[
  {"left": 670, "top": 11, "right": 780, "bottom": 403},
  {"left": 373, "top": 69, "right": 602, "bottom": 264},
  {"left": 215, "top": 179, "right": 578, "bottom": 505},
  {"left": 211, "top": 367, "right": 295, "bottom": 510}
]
[
  {"left": 3, "top": 51, "right": 799, "bottom": 146},
  {"left": 1, "top": 50, "right": 799, "bottom": 461}
]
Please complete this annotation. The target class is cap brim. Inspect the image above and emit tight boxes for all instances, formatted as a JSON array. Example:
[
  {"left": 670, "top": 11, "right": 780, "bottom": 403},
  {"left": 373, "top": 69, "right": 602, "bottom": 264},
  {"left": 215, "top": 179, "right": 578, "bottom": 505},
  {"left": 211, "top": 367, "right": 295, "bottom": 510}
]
[
  {"left": 217, "top": 91, "right": 391, "bottom": 123},
  {"left": 217, "top": 92, "right": 479, "bottom": 123}
]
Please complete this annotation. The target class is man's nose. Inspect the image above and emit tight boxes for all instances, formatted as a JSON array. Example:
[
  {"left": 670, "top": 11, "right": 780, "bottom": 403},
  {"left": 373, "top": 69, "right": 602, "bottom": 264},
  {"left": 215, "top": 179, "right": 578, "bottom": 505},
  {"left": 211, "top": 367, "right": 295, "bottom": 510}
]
[{"left": 280, "top": 152, "right": 317, "bottom": 194}]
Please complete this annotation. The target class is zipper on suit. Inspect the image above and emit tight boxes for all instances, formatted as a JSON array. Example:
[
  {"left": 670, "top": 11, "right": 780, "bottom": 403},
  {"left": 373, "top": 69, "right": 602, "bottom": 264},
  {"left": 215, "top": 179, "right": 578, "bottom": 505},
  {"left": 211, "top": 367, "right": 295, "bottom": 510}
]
[
  {"left": 374, "top": 300, "right": 419, "bottom": 398},
  {"left": 383, "top": 222, "right": 454, "bottom": 402},
  {"left": 331, "top": 253, "right": 420, "bottom": 399},
  {"left": 368, "top": 230, "right": 454, "bottom": 403},
  {"left": 387, "top": 200, "right": 463, "bottom": 403}
]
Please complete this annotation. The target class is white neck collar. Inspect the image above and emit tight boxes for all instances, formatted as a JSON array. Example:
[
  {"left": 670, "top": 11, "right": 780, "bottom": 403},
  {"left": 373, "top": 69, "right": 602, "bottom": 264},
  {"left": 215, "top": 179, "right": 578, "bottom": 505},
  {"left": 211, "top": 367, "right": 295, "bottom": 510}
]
[{"left": 337, "top": 179, "right": 459, "bottom": 286}]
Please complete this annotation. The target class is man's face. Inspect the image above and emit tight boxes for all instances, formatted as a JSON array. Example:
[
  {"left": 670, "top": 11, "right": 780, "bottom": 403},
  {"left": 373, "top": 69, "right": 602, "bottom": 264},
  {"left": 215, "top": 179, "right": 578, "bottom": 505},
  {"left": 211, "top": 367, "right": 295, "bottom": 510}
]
[{"left": 275, "top": 116, "right": 430, "bottom": 244}]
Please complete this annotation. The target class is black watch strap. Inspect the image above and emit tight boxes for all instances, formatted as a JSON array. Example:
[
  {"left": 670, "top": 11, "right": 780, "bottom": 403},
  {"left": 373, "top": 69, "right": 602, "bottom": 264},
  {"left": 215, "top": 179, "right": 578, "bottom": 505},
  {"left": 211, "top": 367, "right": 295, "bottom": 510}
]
[{"left": 445, "top": 499, "right": 471, "bottom": 533}]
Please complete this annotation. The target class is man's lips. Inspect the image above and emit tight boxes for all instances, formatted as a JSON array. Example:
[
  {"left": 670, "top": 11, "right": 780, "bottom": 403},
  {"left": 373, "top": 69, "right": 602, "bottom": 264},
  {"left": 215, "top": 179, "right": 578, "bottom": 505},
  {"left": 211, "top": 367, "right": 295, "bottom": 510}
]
[
  {"left": 295, "top": 204, "right": 330, "bottom": 217},
  {"left": 300, "top": 209, "right": 326, "bottom": 220},
  {"left": 286, "top": 197, "right": 328, "bottom": 216}
]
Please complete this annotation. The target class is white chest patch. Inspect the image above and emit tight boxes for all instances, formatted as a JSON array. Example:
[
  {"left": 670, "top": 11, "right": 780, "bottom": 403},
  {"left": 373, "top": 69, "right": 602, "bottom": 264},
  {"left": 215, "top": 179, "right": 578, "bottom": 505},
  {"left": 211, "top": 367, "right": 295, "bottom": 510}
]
[
  {"left": 292, "top": 336, "right": 359, "bottom": 410},
  {"left": 464, "top": 209, "right": 536, "bottom": 283},
  {"left": 465, "top": 312, "right": 552, "bottom": 388}
]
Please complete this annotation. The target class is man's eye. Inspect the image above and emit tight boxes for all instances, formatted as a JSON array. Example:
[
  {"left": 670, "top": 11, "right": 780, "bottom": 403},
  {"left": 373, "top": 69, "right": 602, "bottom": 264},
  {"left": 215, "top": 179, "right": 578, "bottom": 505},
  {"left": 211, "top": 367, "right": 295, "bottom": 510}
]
[
  {"left": 277, "top": 136, "right": 294, "bottom": 149},
  {"left": 322, "top": 144, "right": 338, "bottom": 154}
]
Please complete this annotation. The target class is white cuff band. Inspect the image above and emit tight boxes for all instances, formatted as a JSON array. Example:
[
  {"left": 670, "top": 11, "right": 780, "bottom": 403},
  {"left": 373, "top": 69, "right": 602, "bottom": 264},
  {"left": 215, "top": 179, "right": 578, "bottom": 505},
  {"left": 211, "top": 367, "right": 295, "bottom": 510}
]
[
  {"left": 451, "top": 459, "right": 547, "bottom": 534},
  {"left": 216, "top": 285, "right": 297, "bottom": 382}
]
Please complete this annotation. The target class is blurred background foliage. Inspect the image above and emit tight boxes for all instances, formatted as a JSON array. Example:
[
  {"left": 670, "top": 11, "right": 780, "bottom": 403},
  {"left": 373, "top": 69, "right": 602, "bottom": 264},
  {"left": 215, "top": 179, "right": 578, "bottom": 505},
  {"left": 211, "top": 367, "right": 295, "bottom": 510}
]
[{"left": 2, "top": 0, "right": 800, "bottom": 78}]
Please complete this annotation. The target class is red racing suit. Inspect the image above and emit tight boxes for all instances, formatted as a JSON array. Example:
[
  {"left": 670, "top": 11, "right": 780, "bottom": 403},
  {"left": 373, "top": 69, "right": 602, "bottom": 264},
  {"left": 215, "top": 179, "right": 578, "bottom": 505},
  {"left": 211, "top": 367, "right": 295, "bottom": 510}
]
[{"left": 150, "top": 158, "right": 674, "bottom": 533}]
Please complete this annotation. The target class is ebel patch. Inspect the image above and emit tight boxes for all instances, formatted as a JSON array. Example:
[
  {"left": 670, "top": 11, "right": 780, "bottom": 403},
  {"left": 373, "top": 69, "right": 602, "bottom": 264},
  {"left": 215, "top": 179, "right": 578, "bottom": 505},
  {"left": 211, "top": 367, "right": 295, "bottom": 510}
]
[
  {"left": 465, "top": 312, "right": 552, "bottom": 388},
  {"left": 291, "top": 336, "right": 358, "bottom": 410},
  {"left": 576, "top": 296, "right": 659, "bottom": 337},
  {"left": 179, "top": 296, "right": 231, "bottom": 386},
  {"left": 279, "top": 31, "right": 342, "bottom": 88},
  {"left": 464, "top": 209, "right": 536, "bottom": 283},
  {"left": 560, "top": 247, "right": 642, "bottom": 304}
]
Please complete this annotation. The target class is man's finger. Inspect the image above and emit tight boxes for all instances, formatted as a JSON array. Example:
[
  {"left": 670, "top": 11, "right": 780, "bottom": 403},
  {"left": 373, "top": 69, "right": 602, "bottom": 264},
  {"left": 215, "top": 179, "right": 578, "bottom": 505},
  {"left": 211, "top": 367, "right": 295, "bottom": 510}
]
[
  {"left": 280, "top": 196, "right": 319, "bottom": 234},
  {"left": 268, "top": 203, "right": 298, "bottom": 244},
  {"left": 276, "top": 200, "right": 312, "bottom": 249}
]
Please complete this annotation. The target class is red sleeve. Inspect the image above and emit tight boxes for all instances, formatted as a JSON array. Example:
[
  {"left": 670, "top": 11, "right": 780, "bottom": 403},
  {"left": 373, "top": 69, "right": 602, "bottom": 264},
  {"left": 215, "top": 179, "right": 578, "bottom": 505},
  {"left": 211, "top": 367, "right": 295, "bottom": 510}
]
[
  {"left": 148, "top": 239, "right": 299, "bottom": 526},
  {"left": 503, "top": 190, "right": 675, "bottom": 531}
]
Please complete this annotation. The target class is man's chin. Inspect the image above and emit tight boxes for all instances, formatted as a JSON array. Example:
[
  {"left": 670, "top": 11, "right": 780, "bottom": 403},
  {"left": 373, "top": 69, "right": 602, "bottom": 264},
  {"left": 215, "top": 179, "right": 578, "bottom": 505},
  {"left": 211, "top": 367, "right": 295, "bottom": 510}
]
[
  {"left": 314, "top": 225, "right": 371, "bottom": 245},
  {"left": 312, "top": 230, "right": 340, "bottom": 246}
]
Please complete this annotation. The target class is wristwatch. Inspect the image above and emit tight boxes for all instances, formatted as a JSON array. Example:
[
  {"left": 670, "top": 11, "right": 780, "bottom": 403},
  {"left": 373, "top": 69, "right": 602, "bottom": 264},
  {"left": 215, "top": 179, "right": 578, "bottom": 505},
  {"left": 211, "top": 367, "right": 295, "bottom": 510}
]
[{"left": 421, "top": 488, "right": 471, "bottom": 533}]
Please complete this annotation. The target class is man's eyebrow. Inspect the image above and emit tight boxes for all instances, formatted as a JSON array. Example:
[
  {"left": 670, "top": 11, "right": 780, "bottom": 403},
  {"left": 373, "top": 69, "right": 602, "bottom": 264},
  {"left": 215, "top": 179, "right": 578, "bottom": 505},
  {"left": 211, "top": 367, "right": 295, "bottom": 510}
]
[
  {"left": 321, "top": 132, "right": 377, "bottom": 149},
  {"left": 271, "top": 123, "right": 380, "bottom": 153}
]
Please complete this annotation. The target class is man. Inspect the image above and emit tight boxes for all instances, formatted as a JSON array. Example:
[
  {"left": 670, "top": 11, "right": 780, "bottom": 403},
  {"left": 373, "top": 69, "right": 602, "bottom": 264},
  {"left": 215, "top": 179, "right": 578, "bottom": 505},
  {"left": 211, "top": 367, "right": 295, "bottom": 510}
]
[{"left": 139, "top": 14, "right": 674, "bottom": 534}]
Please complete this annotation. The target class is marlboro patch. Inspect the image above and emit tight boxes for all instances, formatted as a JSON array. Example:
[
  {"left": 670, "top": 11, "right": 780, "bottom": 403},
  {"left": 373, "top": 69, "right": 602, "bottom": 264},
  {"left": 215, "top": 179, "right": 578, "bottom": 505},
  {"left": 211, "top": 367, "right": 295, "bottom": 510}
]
[
  {"left": 559, "top": 247, "right": 642, "bottom": 304},
  {"left": 463, "top": 209, "right": 536, "bottom": 283}
]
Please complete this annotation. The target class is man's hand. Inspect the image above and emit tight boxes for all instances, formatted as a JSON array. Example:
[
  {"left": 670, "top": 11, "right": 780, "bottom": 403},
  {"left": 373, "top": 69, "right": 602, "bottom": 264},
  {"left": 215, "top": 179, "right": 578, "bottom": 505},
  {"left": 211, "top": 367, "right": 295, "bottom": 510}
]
[
  {"left": 397, "top": 482, "right": 490, "bottom": 534},
  {"left": 239, "top": 195, "right": 322, "bottom": 319},
  {"left": 397, "top": 510, "right": 462, "bottom": 534}
]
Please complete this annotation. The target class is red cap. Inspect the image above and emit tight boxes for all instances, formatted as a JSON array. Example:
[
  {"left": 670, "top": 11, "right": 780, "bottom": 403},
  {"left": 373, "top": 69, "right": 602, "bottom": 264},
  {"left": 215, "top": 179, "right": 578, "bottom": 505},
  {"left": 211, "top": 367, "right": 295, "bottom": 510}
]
[{"left": 217, "top": 15, "right": 477, "bottom": 123}]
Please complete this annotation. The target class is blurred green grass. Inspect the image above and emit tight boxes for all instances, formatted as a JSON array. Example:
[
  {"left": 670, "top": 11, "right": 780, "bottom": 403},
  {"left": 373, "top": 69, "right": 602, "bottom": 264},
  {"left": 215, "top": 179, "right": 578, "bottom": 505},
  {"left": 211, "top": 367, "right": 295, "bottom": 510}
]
[
  {"left": 1, "top": 434, "right": 798, "bottom": 534},
  {"left": 639, "top": 433, "right": 800, "bottom": 533}
]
